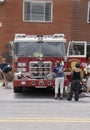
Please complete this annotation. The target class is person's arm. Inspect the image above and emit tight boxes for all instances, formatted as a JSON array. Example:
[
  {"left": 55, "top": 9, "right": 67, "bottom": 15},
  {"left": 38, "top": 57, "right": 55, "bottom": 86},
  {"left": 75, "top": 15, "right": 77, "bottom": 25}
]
[
  {"left": 80, "top": 69, "right": 83, "bottom": 79},
  {"left": 71, "top": 67, "right": 74, "bottom": 75},
  {"left": 53, "top": 66, "right": 56, "bottom": 77}
]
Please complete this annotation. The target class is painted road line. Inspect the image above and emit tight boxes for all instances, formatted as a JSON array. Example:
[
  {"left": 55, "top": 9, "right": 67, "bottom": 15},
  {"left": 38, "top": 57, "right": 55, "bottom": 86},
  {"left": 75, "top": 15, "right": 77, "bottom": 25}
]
[{"left": 0, "top": 118, "right": 90, "bottom": 122}]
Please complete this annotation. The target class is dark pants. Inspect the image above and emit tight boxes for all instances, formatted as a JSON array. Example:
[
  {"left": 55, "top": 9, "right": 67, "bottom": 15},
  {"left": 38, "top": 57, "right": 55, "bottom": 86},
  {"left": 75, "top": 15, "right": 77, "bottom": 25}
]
[{"left": 68, "top": 80, "right": 81, "bottom": 101}]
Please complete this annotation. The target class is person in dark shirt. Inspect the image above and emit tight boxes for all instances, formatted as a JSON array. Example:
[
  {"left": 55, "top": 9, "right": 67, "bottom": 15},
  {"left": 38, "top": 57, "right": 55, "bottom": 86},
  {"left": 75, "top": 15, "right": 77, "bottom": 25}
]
[
  {"left": 67, "top": 63, "right": 83, "bottom": 101},
  {"left": 70, "top": 47, "right": 81, "bottom": 55},
  {"left": 0, "top": 58, "right": 12, "bottom": 88}
]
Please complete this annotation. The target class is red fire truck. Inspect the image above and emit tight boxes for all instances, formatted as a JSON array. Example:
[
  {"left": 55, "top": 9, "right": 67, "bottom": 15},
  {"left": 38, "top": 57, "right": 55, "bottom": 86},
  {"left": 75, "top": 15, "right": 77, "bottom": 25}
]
[{"left": 12, "top": 34, "right": 89, "bottom": 93}]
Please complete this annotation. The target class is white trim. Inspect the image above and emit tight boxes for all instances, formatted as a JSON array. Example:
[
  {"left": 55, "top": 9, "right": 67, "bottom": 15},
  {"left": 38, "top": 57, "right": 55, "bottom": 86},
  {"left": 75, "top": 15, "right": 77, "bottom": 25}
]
[{"left": 87, "top": 1, "right": 90, "bottom": 23}]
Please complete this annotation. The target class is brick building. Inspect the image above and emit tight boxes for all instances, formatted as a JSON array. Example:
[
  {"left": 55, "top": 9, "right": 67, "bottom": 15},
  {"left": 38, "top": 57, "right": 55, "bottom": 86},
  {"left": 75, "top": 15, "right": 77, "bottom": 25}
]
[{"left": 0, "top": 0, "right": 90, "bottom": 63}]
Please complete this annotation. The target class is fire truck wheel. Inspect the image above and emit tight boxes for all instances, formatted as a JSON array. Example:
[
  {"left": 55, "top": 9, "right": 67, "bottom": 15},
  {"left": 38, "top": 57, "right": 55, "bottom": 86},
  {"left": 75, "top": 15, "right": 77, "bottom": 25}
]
[{"left": 13, "top": 87, "right": 22, "bottom": 93}]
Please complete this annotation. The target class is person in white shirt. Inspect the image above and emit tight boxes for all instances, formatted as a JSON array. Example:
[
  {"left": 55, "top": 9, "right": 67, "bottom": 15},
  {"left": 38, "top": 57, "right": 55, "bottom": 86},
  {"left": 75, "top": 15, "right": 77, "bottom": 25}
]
[
  {"left": 86, "top": 57, "right": 90, "bottom": 94},
  {"left": 54, "top": 60, "right": 64, "bottom": 100}
]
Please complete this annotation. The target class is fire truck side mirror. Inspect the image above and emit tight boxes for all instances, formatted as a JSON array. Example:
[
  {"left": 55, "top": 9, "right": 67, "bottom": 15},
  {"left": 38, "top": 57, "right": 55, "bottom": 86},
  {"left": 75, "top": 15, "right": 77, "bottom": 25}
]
[
  {"left": 64, "top": 56, "right": 67, "bottom": 62},
  {"left": 9, "top": 41, "right": 14, "bottom": 56}
]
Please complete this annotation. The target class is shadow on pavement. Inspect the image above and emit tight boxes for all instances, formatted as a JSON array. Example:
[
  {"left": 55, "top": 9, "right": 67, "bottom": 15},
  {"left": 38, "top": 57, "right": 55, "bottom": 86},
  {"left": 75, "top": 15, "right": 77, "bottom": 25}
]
[{"left": 14, "top": 88, "right": 55, "bottom": 99}]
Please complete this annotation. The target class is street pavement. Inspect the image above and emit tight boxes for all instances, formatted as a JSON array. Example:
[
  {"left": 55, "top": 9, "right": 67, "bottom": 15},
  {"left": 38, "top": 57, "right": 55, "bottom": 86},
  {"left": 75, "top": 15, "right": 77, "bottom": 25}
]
[
  {"left": 0, "top": 82, "right": 90, "bottom": 130},
  {"left": 0, "top": 82, "right": 90, "bottom": 103}
]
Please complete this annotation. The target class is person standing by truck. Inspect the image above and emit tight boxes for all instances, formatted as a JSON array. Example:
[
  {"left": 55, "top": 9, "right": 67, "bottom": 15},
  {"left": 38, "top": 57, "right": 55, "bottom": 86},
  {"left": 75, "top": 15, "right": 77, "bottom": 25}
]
[
  {"left": 86, "top": 57, "right": 90, "bottom": 95},
  {"left": 0, "top": 58, "right": 12, "bottom": 88},
  {"left": 54, "top": 59, "right": 64, "bottom": 100},
  {"left": 67, "top": 63, "right": 83, "bottom": 101}
]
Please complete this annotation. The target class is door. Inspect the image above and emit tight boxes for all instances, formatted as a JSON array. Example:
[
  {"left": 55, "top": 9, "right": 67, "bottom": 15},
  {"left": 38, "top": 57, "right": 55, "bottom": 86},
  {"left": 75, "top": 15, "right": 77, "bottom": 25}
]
[{"left": 65, "top": 41, "right": 87, "bottom": 81}]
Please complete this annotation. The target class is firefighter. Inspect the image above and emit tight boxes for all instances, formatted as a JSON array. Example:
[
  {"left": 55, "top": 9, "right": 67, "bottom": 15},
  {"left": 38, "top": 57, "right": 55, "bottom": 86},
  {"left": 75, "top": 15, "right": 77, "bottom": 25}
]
[
  {"left": 70, "top": 47, "right": 81, "bottom": 55},
  {"left": 54, "top": 59, "right": 64, "bottom": 100},
  {"left": 73, "top": 47, "right": 81, "bottom": 55}
]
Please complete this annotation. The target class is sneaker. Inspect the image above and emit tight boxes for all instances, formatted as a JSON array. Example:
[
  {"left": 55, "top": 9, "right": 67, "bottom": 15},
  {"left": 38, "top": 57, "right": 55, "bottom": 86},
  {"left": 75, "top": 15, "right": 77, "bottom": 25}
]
[
  {"left": 75, "top": 100, "right": 78, "bottom": 101},
  {"left": 54, "top": 94, "right": 58, "bottom": 100},
  {"left": 60, "top": 97, "right": 62, "bottom": 100},
  {"left": 67, "top": 98, "right": 72, "bottom": 101},
  {"left": 60, "top": 94, "right": 63, "bottom": 100},
  {"left": 85, "top": 93, "right": 90, "bottom": 97}
]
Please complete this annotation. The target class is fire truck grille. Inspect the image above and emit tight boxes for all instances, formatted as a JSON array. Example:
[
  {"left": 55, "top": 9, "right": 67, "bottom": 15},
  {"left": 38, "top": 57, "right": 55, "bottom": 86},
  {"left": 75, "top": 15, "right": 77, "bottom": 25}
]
[{"left": 30, "top": 61, "right": 52, "bottom": 79}]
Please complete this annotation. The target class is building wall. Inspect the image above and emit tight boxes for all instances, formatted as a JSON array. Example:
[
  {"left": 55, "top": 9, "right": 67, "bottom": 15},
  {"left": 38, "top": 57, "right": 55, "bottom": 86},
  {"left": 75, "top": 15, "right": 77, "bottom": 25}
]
[
  {"left": 0, "top": 0, "right": 90, "bottom": 62},
  {"left": 71, "top": 0, "right": 90, "bottom": 41},
  {"left": 0, "top": 0, "right": 72, "bottom": 62}
]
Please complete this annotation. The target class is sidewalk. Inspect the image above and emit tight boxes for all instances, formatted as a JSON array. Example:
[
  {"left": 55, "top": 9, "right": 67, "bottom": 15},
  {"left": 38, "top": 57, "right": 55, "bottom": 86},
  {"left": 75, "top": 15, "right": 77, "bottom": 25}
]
[
  {"left": 1, "top": 81, "right": 13, "bottom": 90},
  {"left": 0, "top": 82, "right": 90, "bottom": 103}
]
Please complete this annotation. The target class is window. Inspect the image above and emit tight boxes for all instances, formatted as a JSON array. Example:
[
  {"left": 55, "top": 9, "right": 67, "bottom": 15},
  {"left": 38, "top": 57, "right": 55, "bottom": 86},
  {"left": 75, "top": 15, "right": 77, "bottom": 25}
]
[
  {"left": 87, "top": 1, "right": 90, "bottom": 23},
  {"left": 23, "top": 0, "right": 52, "bottom": 22},
  {"left": 68, "top": 42, "right": 85, "bottom": 56},
  {"left": 87, "top": 43, "right": 90, "bottom": 59},
  {"left": 14, "top": 41, "right": 66, "bottom": 57}
]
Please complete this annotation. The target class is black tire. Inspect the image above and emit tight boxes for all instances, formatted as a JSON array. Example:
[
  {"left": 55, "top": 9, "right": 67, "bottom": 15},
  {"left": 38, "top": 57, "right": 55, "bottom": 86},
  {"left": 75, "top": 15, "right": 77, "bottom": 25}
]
[{"left": 13, "top": 87, "right": 22, "bottom": 93}]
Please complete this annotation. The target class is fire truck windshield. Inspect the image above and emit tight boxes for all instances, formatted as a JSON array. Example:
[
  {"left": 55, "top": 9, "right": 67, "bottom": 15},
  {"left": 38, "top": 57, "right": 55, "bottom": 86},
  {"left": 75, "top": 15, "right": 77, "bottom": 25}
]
[{"left": 14, "top": 41, "right": 66, "bottom": 57}]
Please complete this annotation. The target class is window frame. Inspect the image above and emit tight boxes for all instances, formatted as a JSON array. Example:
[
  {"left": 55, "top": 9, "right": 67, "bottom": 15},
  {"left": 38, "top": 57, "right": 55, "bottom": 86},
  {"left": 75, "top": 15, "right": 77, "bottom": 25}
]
[
  {"left": 67, "top": 41, "right": 87, "bottom": 57},
  {"left": 23, "top": 0, "right": 53, "bottom": 22},
  {"left": 87, "top": 1, "right": 90, "bottom": 23}
]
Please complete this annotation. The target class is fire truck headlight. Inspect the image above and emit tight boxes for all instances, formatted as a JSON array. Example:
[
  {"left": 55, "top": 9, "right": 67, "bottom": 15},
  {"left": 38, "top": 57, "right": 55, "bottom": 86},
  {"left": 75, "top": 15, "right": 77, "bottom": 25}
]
[
  {"left": 17, "top": 62, "right": 26, "bottom": 67},
  {"left": 16, "top": 68, "right": 22, "bottom": 72},
  {"left": 21, "top": 68, "right": 26, "bottom": 72},
  {"left": 46, "top": 73, "right": 53, "bottom": 80},
  {"left": 16, "top": 68, "right": 26, "bottom": 72},
  {"left": 21, "top": 81, "right": 26, "bottom": 85}
]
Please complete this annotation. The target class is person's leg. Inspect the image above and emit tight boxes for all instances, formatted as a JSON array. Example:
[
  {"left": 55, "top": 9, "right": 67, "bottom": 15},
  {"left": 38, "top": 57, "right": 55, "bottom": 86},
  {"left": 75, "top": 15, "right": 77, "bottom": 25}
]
[
  {"left": 4, "top": 73, "right": 9, "bottom": 88},
  {"left": 55, "top": 78, "right": 59, "bottom": 99},
  {"left": 86, "top": 76, "right": 90, "bottom": 94},
  {"left": 75, "top": 90, "right": 79, "bottom": 101},
  {"left": 87, "top": 87, "right": 90, "bottom": 93},
  {"left": 59, "top": 77, "right": 64, "bottom": 99},
  {"left": 67, "top": 82, "right": 74, "bottom": 101},
  {"left": 74, "top": 82, "right": 80, "bottom": 101},
  {"left": 5, "top": 80, "right": 8, "bottom": 88}
]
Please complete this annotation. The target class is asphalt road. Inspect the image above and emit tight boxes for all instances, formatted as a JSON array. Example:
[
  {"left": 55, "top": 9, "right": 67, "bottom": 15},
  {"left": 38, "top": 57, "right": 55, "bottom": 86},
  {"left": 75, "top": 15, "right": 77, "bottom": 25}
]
[{"left": 0, "top": 82, "right": 90, "bottom": 130}]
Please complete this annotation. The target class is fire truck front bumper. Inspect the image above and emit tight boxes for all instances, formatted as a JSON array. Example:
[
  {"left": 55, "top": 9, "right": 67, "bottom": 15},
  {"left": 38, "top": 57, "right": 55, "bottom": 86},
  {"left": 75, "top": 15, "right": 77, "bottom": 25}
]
[{"left": 13, "top": 79, "right": 55, "bottom": 88}]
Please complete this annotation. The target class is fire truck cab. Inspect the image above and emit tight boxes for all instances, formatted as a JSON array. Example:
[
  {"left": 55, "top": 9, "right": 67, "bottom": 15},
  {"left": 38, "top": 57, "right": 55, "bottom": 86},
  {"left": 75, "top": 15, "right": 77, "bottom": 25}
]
[
  {"left": 66, "top": 41, "right": 90, "bottom": 82},
  {"left": 12, "top": 34, "right": 67, "bottom": 93}
]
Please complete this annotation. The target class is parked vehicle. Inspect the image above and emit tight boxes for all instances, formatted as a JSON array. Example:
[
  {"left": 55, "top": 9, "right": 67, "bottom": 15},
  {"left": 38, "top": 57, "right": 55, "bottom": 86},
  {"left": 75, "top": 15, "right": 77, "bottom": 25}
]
[{"left": 10, "top": 34, "right": 89, "bottom": 93}]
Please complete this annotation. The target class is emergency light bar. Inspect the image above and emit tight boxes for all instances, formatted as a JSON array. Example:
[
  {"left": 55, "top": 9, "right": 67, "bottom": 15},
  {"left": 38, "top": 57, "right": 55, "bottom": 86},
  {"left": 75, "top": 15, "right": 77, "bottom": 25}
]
[
  {"left": 53, "top": 34, "right": 64, "bottom": 38},
  {"left": 15, "top": 34, "right": 37, "bottom": 39},
  {"left": 15, "top": 34, "right": 65, "bottom": 39},
  {"left": 15, "top": 34, "right": 26, "bottom": 38}
]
